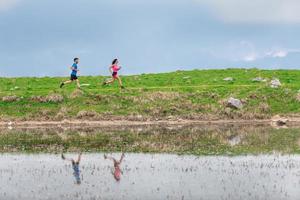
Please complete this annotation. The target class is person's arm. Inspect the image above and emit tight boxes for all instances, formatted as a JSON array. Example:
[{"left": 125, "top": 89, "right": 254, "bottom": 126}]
[
  {"left": 109, "top": 66, "right": 113, "bottom": 74},
  {"left": 118, "top": 66, "right": 122, "bottom": 71},
  {"left": 61, "top": 154, "right": 74, "bottom": 162},
  {"left": 110, "top": 168, "right": 115, "bottom": 175},
  {"left": 76, "top": 153, "right": 82, "bottom": 163},
  {"left": 104, "top": 154, "right": 117, "bottom": 163},
  {"left": 119, "top": 153, "right": 125, "bottom": 164},
  {"left": 70, "top": 66, "right": 79, "bottom": 71}
]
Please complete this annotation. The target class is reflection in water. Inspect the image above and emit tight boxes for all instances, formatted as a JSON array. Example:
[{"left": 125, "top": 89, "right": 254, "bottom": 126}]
[
  {"left": 0, "top": 154, "right": 299, "bottom": 200},
  {"left": 0, "top": 124, "right": 299, "bottom": 199},
  {"left": 0, "top": 123, "right": 299, "bottom": 154},
  {"left": 104, "top": 153, "right": 125, "bottom": 181},
  {"left": 62, "top": 153, "right": 82, "bottom": 184}
]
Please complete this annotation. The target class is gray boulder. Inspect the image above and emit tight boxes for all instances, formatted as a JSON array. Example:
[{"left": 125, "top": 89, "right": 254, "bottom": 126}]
[
  {"left": 270, "top": 79, "right": 281, "bottom": 88},
  {"left": 227, "top": 97, "right": 243, "bottom": 109}
]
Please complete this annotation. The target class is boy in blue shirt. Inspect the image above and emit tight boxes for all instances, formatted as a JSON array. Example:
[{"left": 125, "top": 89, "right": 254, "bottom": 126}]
[
  {"left": 60, "top": 58, "right": 81, "bottom": 89},
  {"left": 62, "top": 153, "right": 82, "bottom": 185}
]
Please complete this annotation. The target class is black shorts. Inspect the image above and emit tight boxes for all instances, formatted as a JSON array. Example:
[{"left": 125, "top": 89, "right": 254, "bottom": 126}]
[
  {"left": 112, "top": 72, "right": 118, "bottom": 78},
  {"left": 70, "top": 75, "right": 78, "bottom": 80}
]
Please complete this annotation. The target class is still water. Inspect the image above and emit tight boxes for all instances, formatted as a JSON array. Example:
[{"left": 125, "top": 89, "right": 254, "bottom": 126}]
[{"left": 0, "top": 153, "right": 299, "bottom": 200}]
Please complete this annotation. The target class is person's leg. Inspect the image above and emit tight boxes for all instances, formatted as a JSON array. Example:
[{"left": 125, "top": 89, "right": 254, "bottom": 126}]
[
  {"left": 104, "top": 78, "right": 115, "bottom": 85},
  {"left": 106, "top": 78, "right": 115, "bottom": 84},
  {"left": 60, "top": 80, "right": 72, "bottom": 88},
  {"left": 64, "top": 80, "right": 72, "bottom": 84},
  {"left": 76, "top": 79, "right": 80, "bottom": 88},
  {"left": 116, "top": 77, "right": 125, "bottom": 89},
  {"left": 116, "top": 77, "right": 123, "bottom": 87}
]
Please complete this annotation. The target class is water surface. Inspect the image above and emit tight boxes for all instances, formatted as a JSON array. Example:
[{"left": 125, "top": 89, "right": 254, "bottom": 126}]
[{"left": 0, "top": 153, "right": 299, "bottom": 200}]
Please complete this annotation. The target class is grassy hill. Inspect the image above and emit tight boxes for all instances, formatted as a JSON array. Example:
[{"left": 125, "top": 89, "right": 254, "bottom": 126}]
[{"left": 0, "top": 68, "right": 300, "bottom": 121}]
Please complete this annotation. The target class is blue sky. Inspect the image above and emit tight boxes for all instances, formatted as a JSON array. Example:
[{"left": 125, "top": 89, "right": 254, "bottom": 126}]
[{"left": 0, "top": 0, "right": 300, "bottom": 77}]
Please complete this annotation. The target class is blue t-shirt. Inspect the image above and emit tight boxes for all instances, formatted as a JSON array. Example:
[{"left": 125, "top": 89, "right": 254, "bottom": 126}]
[
  {"left": 71, "top": 63, "right": 78, "bottom": 76},
  {"left": 72, "top": 163, "right": 81, "bottom": 183}
]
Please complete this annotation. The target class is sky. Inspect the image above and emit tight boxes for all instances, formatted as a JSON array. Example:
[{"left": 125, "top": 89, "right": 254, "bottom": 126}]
[{"left": 0, "top": 0, "right": 300, "bottom": 77}]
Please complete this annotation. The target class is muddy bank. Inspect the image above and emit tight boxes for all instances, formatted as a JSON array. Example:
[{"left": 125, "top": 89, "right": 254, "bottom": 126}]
[{"left": 0, "top": 123, "right": 300, "bottom": 154}]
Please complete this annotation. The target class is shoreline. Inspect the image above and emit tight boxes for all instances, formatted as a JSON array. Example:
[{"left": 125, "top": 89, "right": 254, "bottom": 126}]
[{"left": 1, "top": 117, "right": 300, "bottom": 128}]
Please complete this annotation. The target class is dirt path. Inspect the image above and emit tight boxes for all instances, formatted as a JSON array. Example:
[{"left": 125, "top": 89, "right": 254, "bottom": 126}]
[
  {"left": 1, "top": 117, "right": 300, "bottom": 128},
  {"left": 0, "top": 84, "right": 261, "bottom": 94},
  {"left": 86, "top": 84, "right": 261, "bottom": 92}
]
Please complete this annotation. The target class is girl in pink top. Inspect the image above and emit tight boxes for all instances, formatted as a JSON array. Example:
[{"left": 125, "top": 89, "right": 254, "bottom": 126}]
[
  {"left": 102, "top": 58, "right": 124, "bottom": 89},
  {"left": 104, "top": 153, "right": 125, "bottom": 182}
]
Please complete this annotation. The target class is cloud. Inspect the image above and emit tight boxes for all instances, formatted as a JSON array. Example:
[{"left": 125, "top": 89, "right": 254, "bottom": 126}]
[
  {"left": 266, "top": 50, "right": 288, "bottom": 58},
  {"left": 240, "top": 47, "right": 300, "bottom": 62},
  {"left": 207, "top": 40, "right": 260, "bottom": 62},
  {"left": 243, "top": 53, "right": 258, "bottom": 62},
  {"left": 242, "top": 48, "right": 300, "bottom": 62},
  {"left": 195, "top": 0, "right": 300, "bottom": 24},
  {"left": 207, "top": 40, "right": 300, "bottom": 63},
  {"left": 0, "top": 0, "right": 20, "bottom": 11},
  {"left": 265, "top": 49, "right": 300, "bottom": 58}
]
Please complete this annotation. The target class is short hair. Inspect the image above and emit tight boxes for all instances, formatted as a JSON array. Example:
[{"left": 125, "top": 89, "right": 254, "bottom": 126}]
[{"left": 74, "top": 58, "right": 79, "bottom": 62}]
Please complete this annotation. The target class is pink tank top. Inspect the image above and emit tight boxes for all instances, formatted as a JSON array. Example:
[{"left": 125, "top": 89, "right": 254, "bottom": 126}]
[
  {"left": 112, "top": 65, "right": 120, "bottom": 72},
  {"left": 114, "top": 167, "right": 121, "bottom": 181}
]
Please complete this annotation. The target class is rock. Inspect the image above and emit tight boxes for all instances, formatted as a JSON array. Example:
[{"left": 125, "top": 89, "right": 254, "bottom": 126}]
[
  {"left": 252, "top": 77, "right": 267, "bottom": 82},
  {"left": 223, "top": 77, "right": 234, "bottom": 81},
  {"left": 271, "top": 115, "right": 288, "bottom": 126},
  {"left": 227, "top": 97, "right": 243, "bottom": 109},
  {"left": 2, "top": 95, "right": 20, "bottom": 102},
  {"left": 270, "top": 79, "right": 281, "bottom": 88}
]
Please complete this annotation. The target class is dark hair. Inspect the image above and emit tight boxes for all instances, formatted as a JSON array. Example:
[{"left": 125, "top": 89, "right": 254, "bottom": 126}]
[
  {"left": 74, "top": 58, "right": 79, "bottom": 62},
  {"left": 112, "top": 59, "right": 118, "bottom": 65}
]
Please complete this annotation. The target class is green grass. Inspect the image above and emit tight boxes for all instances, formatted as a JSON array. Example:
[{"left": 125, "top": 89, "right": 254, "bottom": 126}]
[
  {"left": 0, "top": 68, "right": 300, "bottom": 120},
  {"left": 1, "top": 125, "right": 300, "bottom": 155}
]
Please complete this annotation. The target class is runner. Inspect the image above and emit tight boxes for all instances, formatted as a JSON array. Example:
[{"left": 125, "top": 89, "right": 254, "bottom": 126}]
[
  {"left": 104, "top": 153, "right": 125, "bottom": 181},
  {"left": 60, "top": 58, "right": 81, "bottom": 89},
  {"left": 102, "top": 58, "right": 125, "bottom": 89},
  {"left": 61, "top": 153, "right": 82, "bottom": 184}
]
